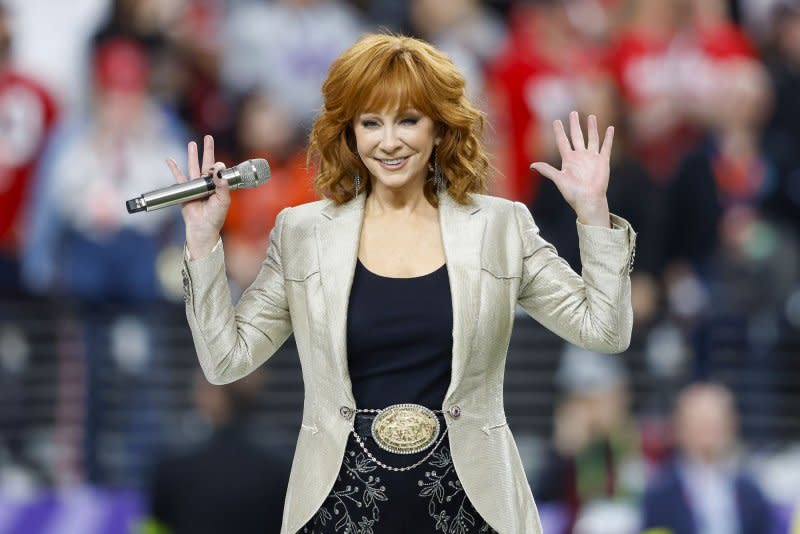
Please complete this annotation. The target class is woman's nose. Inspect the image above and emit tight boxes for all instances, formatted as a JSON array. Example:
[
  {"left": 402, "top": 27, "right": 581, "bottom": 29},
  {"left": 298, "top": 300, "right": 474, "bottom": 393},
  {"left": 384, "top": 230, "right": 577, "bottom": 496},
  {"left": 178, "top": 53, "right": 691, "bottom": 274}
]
[{"left": 379, "top": 125, "right": 402, "bottom": 152}]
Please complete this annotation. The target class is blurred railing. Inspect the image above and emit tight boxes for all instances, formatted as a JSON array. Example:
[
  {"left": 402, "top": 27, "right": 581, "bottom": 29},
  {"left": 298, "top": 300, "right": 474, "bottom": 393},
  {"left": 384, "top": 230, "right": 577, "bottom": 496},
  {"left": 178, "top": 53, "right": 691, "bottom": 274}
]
[{"left": 1, "top": 296, "right": 799, "bottom": 490}]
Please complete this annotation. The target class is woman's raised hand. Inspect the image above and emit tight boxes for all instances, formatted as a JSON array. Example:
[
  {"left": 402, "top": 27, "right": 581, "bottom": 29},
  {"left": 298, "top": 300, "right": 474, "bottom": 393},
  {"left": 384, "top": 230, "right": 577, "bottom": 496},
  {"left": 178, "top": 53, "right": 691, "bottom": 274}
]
[
  {"left": 166, "top": 135, "right": 230, "bottom": 259},
  {"left": 530, "top": 111, "right": 613, "bottom": 228}
]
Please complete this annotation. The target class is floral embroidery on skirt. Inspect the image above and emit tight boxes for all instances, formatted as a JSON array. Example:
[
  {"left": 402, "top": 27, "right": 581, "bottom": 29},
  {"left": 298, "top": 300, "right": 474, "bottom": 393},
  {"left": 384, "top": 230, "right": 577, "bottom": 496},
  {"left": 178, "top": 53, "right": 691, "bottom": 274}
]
[{"left": 301, "top": 434, "right": 497, "bottom": 534}]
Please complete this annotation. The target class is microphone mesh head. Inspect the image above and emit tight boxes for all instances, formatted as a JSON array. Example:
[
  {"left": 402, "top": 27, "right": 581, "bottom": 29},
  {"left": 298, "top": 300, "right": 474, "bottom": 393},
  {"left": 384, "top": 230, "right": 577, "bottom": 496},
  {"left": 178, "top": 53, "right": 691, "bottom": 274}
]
[{"left": 236, "top": 158, "right": 271, "bottom": 188}]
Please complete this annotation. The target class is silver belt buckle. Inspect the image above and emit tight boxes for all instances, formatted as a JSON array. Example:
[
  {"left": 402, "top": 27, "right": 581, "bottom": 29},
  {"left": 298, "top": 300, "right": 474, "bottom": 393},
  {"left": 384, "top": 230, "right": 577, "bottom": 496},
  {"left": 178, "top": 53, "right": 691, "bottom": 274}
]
[{"left": 370, "top": 403, "right": 441, "bottom": 455}]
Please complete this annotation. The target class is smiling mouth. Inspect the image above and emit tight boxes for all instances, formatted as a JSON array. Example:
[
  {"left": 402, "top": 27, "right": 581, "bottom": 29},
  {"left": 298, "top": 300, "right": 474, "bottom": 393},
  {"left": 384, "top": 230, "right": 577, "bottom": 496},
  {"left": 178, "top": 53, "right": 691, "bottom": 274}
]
[{"left": 377, "top": 156, "right": 409, "bottom": 169}]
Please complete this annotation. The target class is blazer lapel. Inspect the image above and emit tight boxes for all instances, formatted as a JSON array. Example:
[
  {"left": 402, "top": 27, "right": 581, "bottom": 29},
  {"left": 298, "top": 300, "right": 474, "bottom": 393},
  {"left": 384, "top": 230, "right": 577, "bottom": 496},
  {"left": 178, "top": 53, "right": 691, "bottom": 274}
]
[
  {"left": 438, "top": 192, "right": 484, "bottom": 401},
  {"left": 315, "top": 193, "right": 366, "bottom": 406}
]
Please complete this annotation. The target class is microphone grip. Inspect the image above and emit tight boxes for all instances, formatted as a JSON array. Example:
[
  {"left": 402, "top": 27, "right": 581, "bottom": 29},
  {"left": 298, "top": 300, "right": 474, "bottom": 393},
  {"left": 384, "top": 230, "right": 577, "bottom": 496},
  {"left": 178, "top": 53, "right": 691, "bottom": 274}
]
[{"left": 126, "top": 175, "right": 216, "bottom": 213}]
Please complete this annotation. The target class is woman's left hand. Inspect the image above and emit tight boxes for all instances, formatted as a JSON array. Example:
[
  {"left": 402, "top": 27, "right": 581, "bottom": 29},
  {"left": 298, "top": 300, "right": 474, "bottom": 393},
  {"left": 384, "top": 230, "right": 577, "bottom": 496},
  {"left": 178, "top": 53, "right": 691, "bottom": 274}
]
[{"left": 531, "top": 111, "right": 613, "bottom": 227}]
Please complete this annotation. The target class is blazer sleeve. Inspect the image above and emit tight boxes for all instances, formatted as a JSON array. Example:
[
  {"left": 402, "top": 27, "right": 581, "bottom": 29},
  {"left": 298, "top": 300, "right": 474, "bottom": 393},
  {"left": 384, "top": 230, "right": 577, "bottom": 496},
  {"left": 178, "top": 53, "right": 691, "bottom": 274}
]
[
  {"left": 513, "top": 201, "right": 636, "bottom": 354},
  {"left": 181, "top": 208, "right": 293, "bottom": 384}
]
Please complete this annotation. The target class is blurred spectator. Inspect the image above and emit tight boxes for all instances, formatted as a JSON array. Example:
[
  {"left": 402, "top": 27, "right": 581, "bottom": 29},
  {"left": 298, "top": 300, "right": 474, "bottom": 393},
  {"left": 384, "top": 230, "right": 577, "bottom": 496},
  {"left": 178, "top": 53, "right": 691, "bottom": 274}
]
[
  {"left": 20, "top": 37, "right": 186, "bottom": 486},
  {"left": 222, "top": 91, "right": 316, "bottom": 293},
  {"left": 642, "top": 382, "right": 774, "bottom": 534},
  {"left": 221, "top": 0, "right": 364, "bottom": 128},
  {"left": 92, "top": 0, "right": 233, "bottom": 143},
  {"left": 146, "top": 369, "right": 291, "bottom": 534},
  {"left": 487, "top": 0, "right": 596, "bottom": 204},
  {"left": 536, "top": 346, "right": 645, "bottom": 534},
  {"left": 21, "top": 37, "right": 184, "bottom": 300},
  {"left": 762, "top": 0, "right": 800, "bottom": 232},
  {"left": 3, "top": 0, "right": 108, "bottom": 112},
  {"left": 662, "top": 57, "right": 773, "bottom": 270},
  {"left": 162, "top": 0, "right": 230, "bottom": 142},
  {"left": 0, "top": 3, "right": 58, "bottom": 295},
  {"left": 92, "top": 0, "right": 179, "bottom": 78},
  {"left": 607, "top": 0, "right": 756, "bottom": 181},
  {"left": 409, "top": 0, "right": 506, "bottom": 98},
  {"left": 658, "top": 57, "right": 797, "bottom": 419}
]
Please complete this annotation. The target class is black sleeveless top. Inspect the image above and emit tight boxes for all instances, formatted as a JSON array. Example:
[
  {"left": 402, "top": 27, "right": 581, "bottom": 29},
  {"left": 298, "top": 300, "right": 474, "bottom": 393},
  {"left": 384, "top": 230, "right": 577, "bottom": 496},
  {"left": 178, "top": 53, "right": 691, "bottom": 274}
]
[{"left": 346, "top": 259, "right": 453, "bottom": 410}]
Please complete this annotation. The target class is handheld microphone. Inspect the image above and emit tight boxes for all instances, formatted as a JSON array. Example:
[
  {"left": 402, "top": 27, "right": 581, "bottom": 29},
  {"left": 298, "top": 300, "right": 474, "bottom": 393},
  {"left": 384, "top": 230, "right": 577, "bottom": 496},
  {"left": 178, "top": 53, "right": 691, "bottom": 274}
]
[{"left": 126, "top": 158, "right": 271, "bottom": 213}]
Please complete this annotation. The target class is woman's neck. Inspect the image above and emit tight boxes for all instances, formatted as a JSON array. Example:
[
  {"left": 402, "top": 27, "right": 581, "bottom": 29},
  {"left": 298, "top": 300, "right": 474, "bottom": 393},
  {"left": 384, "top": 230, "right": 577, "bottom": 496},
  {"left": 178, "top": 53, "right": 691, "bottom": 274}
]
[{"left": 366, "top": 181, "right": 434, "bottom": 217}]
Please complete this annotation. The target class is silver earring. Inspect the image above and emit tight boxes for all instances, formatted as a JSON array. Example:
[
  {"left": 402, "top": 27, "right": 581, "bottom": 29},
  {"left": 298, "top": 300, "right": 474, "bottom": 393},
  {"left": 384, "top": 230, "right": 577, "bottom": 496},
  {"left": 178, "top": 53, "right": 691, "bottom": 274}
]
[
  {"left": 354, "top": 171, "right": 361, "bottom": 196},
  {"left": 434, "top": 152, "right": 444, "bottom": 193}
]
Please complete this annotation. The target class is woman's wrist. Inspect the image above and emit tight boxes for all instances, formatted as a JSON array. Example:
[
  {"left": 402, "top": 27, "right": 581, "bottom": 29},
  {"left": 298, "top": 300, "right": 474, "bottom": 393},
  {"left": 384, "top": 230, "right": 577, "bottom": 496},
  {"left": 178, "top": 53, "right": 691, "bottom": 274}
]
[
  {"left": 186, "top": 232, "right": 221, "bottom": 261},
  {"left": 575, "top": 198, "right": 611, "bottom": 228}
]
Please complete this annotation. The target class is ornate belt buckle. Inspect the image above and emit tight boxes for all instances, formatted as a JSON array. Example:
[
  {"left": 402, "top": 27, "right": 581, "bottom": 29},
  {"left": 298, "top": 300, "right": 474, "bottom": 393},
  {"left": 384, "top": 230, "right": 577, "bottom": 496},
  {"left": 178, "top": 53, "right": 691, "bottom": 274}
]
[{"left": 371, "top": 403, "right": 440, "bottom": 455}]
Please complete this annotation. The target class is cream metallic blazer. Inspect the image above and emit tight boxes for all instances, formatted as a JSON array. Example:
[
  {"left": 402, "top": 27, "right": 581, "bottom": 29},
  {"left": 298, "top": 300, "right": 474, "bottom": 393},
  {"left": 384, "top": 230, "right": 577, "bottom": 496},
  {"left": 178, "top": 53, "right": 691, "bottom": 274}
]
[{"left": 181, "top": 191, "right": 636, "bottom": 534}]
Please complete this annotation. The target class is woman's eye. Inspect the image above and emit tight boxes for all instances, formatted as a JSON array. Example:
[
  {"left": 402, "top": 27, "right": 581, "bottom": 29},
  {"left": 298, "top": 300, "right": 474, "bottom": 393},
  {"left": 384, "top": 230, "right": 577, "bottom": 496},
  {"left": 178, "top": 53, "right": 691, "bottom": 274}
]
[
  {"left": 361, "top": 120, "right": 379, "bottom": 128},
  {"left": 400, "top": 117, "right": 419, "bottom": 125}
]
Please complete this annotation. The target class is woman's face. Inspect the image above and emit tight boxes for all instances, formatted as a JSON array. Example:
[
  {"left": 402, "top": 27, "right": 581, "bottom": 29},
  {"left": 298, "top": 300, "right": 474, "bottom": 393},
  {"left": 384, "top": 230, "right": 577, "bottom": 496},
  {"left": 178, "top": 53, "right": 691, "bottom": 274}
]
[{"left": 352, "top": 108, "right": 439, "bottom": 194}]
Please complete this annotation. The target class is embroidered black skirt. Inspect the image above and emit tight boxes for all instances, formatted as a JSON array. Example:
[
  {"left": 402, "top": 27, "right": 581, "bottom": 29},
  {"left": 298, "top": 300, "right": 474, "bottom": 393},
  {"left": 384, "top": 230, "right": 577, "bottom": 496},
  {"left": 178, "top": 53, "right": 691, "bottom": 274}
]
[{"left": 301, "top": 414, "right": 497, "bottom": 534}]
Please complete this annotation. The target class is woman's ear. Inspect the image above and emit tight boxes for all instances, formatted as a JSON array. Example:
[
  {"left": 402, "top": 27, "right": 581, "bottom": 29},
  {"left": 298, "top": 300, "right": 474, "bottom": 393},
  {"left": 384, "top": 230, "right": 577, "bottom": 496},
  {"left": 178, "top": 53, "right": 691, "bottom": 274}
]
[{"left": 435, "top": 122, "right": 445, "bottom": 146}]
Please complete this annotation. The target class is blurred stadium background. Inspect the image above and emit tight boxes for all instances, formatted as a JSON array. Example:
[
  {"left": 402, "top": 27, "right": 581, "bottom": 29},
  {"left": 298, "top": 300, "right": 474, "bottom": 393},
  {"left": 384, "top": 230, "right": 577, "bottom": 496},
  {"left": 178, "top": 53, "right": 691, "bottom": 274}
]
[{"left": 1, "top": 0, "right": 799, "bottom": 532}]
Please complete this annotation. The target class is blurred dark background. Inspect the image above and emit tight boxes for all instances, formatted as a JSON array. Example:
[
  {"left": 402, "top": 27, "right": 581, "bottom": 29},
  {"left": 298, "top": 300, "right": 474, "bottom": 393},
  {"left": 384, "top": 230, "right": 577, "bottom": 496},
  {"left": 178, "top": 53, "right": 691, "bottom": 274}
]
[{"left": 1, "top": 0, "right": 799, "bottom": 532}]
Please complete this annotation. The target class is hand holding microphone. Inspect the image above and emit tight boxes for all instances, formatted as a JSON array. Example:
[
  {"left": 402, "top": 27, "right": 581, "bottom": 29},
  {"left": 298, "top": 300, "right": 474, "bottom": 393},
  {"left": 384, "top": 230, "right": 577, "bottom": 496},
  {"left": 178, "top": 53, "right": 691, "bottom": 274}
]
[
  {"left": 152, "top": 135, "right": 269, "bottom": 259},
  {"left": 127, "top": 157, "right": 270, "bottom": 213}
]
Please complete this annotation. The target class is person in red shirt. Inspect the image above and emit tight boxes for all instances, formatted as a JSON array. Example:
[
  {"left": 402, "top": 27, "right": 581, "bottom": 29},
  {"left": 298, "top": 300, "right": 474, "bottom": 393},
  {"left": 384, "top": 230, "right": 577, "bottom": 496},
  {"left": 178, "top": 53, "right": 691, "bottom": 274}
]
[
  {"left": 606, "top": 0, "right": 756, "bottom": 181},
  {"left": 0, "top": 4, "right": 58, "bottom": 294},
  {"left": 486, "top": 0, "right": 598, "bottom": 205}
]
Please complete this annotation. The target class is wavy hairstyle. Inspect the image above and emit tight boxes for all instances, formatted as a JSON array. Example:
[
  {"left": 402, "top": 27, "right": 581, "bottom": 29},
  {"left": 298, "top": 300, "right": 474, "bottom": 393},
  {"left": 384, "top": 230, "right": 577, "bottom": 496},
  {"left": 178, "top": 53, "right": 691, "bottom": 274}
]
[{"left": 308, "top": 34, "right": 489, "bottom": 205}]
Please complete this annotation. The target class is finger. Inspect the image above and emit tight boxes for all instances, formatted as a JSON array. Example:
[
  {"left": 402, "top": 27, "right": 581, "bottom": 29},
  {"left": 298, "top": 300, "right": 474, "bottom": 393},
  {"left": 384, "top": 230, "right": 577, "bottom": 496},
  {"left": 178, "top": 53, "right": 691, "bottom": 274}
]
[
  {"left": 211, "top": 174, "right": 231, "bottom": 205},
  {"left": 553, "top": 120, "right": 572, "bottom": 160},
  {"left": 530, "top": 162, "right": 561, "bottom": 182},
  {"left": 201, "top": 135, "right": 215, "bottom": 175},
  {"left": 166, "top": 157, "right": 187, "bottom": 184},
  {"left": 208, "top": 161, "right": 226, "bottom": 178},
  {"left": 600, "top": 126, "right": 615, "bottom": 160},
  {"left": 188, "top": 141, "right": 201, "bottom": 179},
  {"left": 587, "top": 114, "right": 600, "bottom": 153},
  {"left": 569, "top": 111, "right": 586, "bottom": 150}
]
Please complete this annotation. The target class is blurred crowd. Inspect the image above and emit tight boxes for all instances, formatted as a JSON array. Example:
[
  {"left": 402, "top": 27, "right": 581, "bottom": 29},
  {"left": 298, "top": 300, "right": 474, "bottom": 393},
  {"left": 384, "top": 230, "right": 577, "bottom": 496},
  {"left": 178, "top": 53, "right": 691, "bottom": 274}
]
[{"left": 1, "top": 0, "right": 800, "bottom": 533}]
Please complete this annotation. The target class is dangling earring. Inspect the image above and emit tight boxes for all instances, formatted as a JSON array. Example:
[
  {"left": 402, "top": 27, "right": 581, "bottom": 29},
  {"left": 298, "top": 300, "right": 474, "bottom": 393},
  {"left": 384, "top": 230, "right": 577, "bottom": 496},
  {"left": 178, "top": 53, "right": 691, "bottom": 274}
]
[
  {"left": 354, "top": 170, "right": 361, "bottom": 197},
  {"left": 434, "top": 151, "right": 444, "bottom": 193}
]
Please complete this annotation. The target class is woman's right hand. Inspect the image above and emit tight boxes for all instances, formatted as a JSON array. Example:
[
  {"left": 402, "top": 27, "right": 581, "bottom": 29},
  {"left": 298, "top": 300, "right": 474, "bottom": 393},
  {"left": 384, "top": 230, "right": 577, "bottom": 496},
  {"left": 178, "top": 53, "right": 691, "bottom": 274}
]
[{"left": 167, "top": 135, "right": 230, "bottom": 260}]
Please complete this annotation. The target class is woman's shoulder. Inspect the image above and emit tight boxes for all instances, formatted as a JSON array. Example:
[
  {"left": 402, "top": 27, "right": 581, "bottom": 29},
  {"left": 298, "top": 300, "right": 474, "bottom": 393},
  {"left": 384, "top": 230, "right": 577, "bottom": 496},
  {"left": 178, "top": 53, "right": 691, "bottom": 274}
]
[
  {"left": 467, "top": 193, "right": 526, "bottom": 220},
  {"left": 278, "top": 198, "right": 334, "bottom": 226}
]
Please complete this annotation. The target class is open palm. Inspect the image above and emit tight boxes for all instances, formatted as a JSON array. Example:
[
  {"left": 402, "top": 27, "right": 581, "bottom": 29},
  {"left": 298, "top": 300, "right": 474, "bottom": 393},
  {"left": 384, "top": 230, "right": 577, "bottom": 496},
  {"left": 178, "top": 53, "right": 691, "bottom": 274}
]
[{"left": 531, "top": 111, "right": 613, "bottom": 226}]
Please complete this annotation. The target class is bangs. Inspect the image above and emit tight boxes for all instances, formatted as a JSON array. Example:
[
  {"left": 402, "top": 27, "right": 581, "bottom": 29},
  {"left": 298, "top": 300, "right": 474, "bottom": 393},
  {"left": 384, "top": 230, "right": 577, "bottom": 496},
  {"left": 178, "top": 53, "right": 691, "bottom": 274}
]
[{"left": 354, "top": 52, "right": 435, "bottom": 117}]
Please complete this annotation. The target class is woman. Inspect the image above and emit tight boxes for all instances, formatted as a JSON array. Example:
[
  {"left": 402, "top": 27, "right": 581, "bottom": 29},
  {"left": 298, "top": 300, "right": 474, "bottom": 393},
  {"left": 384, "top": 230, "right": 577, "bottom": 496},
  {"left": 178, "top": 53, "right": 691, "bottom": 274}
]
[{"left": 170, "top": 34, "right": 635, "bottom": 534}]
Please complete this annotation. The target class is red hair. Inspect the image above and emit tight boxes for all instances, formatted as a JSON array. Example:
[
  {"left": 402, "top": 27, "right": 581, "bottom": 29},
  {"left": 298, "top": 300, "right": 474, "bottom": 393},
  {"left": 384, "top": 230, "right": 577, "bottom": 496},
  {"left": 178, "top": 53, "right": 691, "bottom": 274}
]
[{"left": 308, "top": 33, "right": 489, "bottom": 205}]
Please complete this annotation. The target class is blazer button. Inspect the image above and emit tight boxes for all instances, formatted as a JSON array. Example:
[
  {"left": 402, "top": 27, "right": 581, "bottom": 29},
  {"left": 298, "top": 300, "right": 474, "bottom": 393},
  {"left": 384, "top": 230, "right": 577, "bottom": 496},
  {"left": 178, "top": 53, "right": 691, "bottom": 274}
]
[
  {"left": 448, "top": 405, "right": 462, "bottom": 418},
  {"left": 339, "top": 406, "right": 353, "bottom": 420}
]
